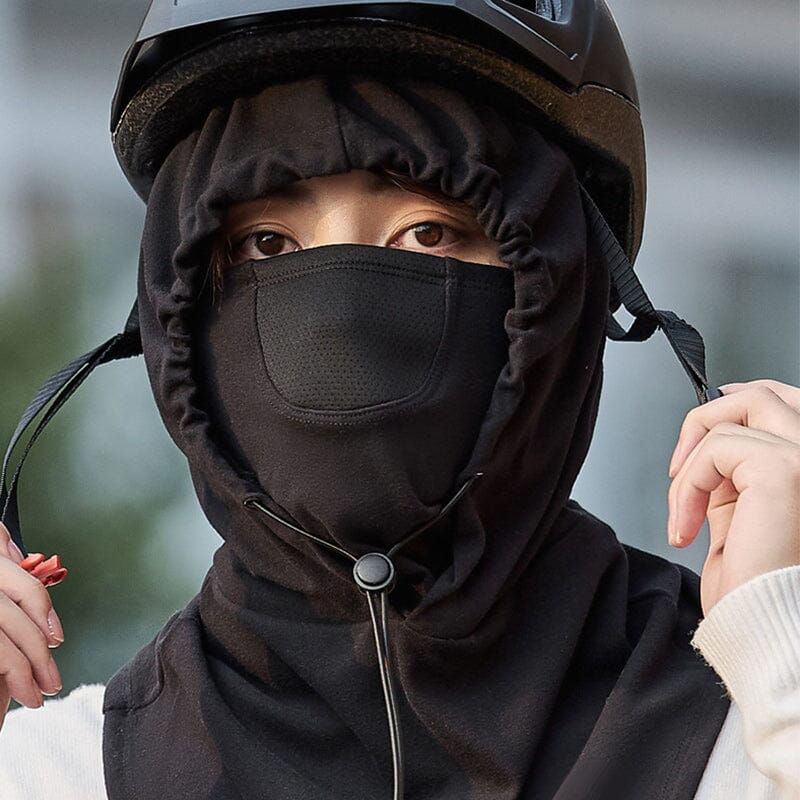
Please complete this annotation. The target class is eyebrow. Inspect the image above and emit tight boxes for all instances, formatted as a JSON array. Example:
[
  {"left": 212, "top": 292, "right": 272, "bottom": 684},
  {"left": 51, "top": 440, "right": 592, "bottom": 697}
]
[
  {"left": 271, "top": 182, "right": 312, "bottom": 202},
  {"left": 223, "top": 172, "right": 471, "bottom": 233},
  {"left": 271, "top": 173, "right": 402, "bottom": 204}
]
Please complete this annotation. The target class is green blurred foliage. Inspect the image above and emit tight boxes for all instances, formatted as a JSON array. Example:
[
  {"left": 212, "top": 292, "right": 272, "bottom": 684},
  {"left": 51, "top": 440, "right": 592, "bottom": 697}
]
[{"left": 0, "top": 238, "right": 203, "bottom": 700}]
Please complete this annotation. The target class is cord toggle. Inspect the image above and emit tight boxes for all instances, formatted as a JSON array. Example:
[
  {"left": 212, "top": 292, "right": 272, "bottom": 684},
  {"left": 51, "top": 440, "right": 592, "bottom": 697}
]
[{"left": 353, "top": 552, "right": 396, "bottom": 593}]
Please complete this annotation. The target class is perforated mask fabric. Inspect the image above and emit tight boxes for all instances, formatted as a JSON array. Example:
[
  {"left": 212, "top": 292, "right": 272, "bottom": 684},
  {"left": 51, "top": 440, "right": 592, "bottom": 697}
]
[
  {"left": 102, "top": 75, "right": 729, "bottom": 800},
  {"left": 253, "top": 249, "right": 452, "bottom": 411}
]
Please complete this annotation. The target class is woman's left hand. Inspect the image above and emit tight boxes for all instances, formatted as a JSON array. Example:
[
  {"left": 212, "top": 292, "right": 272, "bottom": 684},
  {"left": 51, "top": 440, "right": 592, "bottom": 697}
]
[{"left": 668, "top": 379, "right": 800, "bottom": 616}]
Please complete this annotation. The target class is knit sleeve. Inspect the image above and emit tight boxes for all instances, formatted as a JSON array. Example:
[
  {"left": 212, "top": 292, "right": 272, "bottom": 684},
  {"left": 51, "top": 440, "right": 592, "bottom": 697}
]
[
  {"left": 0, "top": 683, "right": 107, "bottom": 800},
  {"left": 691, "top": 565, "right": 800, "bottom": 798}
]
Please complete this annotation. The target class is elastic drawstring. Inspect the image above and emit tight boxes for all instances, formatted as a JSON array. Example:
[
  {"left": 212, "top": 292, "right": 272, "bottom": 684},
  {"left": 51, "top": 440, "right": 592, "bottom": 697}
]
[
  {"left": 366, "top": 590, "right": 403, "bottom": 800},
  {"left": 244, "top": 472, "right": 484, "bottom": 800}
]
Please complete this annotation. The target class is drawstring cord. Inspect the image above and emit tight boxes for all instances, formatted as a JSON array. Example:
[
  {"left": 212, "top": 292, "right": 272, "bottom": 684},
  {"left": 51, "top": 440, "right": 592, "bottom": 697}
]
[
  {"left": 244, "top": 471, "right": 484, "bottom": 800},
  {"left": 387, "top": 475, "right": 481, "bottom": 559},
  {"left": 367, "top": 590, "right": 404, "bottom": 800},
  {"left": 245, "top": 500, "right": 359, "bottom": 564}
]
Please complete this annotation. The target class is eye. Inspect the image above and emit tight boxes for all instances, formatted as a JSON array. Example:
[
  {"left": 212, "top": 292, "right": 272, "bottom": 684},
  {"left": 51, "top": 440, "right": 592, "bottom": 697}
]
[
  {"left": 392, "top": 222, "right": 459, "bottom": 251},
  {"left": 229, "top": 229, "right": 298, "bottom": 264},
  {"left": 252, "top": 231, "right": 290, "bottom": 257}
]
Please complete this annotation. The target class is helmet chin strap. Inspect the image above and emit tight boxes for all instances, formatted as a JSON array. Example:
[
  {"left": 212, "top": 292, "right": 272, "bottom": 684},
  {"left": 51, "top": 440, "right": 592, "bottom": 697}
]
[
  {"left": 579, "top": 185, "right": 720, "bottom": 405},
  {"left": 0, "top": 194, "right": 718, "bottom": 558},
  {"left": 0, "top": 303, "right": 142, "bottom": 556}
]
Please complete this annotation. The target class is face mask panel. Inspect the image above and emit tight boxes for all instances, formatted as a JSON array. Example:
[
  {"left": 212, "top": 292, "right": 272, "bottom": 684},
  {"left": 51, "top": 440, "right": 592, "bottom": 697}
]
[{"left": 255, "top": 247, "right": 450, "bottom": 412}]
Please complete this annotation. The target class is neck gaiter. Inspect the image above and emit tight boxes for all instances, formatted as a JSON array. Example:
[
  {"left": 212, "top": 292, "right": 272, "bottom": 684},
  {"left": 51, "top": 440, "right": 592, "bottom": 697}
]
[{"left": 102, "top": 75, "right": 729, "bottom": 800}]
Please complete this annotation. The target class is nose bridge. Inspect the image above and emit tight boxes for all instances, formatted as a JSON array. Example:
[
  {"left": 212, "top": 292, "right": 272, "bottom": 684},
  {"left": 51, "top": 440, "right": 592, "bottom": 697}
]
[{"left": 312, "top": 194, "right": 383, "bottom": 247}]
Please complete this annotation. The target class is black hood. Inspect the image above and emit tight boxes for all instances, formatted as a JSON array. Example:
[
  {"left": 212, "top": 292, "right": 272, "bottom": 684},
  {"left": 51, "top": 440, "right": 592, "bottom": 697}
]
[{"left": 102, "top": 75, "right": 728, "bottom": 799}]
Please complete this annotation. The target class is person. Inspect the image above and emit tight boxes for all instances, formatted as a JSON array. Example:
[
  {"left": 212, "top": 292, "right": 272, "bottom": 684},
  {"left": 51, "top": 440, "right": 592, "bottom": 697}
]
[{"left": 1, "top": 2, "right": 799, "bottom": 799}]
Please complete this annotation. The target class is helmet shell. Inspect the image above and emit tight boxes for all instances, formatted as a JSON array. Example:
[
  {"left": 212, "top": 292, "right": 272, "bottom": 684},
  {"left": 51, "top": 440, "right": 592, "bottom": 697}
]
[{"left": 112, "top": 0, "right": 645, "bottom": 259}]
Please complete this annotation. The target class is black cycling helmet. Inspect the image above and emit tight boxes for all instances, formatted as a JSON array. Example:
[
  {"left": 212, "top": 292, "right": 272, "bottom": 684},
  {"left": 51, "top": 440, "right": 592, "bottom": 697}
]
[{"left": 111, "top": 0, "right": 646, "bottom": 261}]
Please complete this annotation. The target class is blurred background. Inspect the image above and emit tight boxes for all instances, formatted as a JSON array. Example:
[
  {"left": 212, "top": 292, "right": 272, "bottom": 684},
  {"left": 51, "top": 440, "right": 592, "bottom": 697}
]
[{"left": 0, "top": 0, "right": 798, "bottom": 697}]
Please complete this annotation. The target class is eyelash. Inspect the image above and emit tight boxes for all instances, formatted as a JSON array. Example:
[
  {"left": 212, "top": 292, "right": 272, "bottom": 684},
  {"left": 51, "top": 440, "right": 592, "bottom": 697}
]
[
  {"left": 226, "top": 220, "right": 466, "bottom": 265},
  {"left": 229, "top": 230, "right": 297, "bottom": 261}
]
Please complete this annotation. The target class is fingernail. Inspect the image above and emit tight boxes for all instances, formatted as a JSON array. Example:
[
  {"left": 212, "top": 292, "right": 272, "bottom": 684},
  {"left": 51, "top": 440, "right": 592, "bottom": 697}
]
[
  {"left": 669, "top": 443, "right": 683, "bottom": 478},
  {"left": 6, "top": 538, "right": 24, "bottom": 564},
  {"left": 47, "top": 610, "right": 65, "bottom": 644},
  {"left": 45, "top": 658, "right": 62, "bottom": 695},
  {"left": 675, "top": 529, "right": 683, "bottom": 545}
]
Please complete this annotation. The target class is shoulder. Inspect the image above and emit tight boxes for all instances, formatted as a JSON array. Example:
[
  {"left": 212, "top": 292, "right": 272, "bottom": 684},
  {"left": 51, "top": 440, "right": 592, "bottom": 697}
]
[{"left": 0, "top": 683, "right": 107, "bottom": 799}]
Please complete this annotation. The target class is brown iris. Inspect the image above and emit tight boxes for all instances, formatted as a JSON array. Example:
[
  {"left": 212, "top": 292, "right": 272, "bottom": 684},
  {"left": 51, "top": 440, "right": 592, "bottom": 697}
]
[
  {"left": 253, "top": 232, "right": 287, "bottom": 256},
  {"left": 412, "top": 223, "right": 443, "bottom": 247}
]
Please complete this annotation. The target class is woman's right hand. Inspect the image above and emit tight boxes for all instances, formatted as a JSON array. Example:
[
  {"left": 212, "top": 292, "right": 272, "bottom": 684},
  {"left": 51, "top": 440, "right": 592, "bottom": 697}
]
[{"left": 0, "top": 521, "right": 63, "bottom": 731}]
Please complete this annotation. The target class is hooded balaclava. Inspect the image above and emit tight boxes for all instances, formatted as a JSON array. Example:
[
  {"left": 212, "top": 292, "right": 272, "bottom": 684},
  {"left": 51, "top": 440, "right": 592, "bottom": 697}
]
[{"left": 102, "top": 75, "right": 729, "bottom": 800}]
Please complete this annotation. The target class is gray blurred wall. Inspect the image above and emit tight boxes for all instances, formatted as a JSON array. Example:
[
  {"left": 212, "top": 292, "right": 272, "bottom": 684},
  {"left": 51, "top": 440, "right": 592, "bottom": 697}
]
[
  {"left": 0, "top": 0, "right": 798, "bottom": 681},
  {"left": 573, "top": 0, "right": 799, "bottom": 570}
]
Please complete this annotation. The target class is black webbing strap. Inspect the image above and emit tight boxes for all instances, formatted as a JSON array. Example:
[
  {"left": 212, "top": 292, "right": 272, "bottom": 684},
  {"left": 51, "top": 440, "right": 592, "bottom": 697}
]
[
  {"left": 0, "top": 303, "right": 142, "bottom": 556},
  {"left": 579, "top": 186, "right": 716, "bottom": 406}
]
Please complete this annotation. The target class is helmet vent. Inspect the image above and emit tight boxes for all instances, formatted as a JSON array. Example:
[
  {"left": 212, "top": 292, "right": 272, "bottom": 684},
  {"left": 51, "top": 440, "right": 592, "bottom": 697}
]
[{"left": 534, "top": 0, "right": 559, "bottom": 20}]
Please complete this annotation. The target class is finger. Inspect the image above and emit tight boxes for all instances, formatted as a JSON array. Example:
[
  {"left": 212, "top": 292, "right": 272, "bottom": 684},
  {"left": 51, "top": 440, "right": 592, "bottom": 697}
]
[
  {"left": 0, "top": 557, "right": 64, "bottom": 647},
  {"left": 668, "top": 422, "right": 784, "bottom": 545},
  {"left": 0, "top": 677, "right": 10, "bottom": 732},
  {"left": 670, "top": 384, "right": 800, "bottom": 476},
  {"left": 0, "top": 591, "right": 62, "bottom": 695},
  {"left": 718, "top": 380, "right": 800, "bottom": 411},
  {"left": 0, "top": 628, "right": 43, "bottom": 709},
  {"left": 0, "top": 522, "right": 24, "bottom": 565},
  {"left": 668, "top": 422, "right": 799, "bottom": 547}
]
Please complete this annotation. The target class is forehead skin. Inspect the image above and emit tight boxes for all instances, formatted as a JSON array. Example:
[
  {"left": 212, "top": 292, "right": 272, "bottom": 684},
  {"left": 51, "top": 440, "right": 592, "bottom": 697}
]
[{"left": 219, "top": 169, "right": 506, "bottom": 268}]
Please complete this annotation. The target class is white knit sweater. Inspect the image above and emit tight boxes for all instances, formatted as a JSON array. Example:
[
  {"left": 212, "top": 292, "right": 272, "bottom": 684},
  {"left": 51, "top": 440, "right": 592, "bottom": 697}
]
[{"left": 2, "top": 565, "right": 799, "bottom": 800}]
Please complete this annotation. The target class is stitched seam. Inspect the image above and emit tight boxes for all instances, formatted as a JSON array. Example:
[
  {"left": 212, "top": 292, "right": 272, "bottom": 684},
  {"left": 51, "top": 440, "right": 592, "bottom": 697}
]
[{"left": 253, "top": 270, "right": 458, "bottom": 424}]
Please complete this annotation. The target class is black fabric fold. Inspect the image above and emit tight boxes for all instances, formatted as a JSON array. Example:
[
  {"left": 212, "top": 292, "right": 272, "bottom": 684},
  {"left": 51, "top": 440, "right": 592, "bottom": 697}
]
[{"left": 102, "top": 75, "right": 729, "bottom": 799}]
